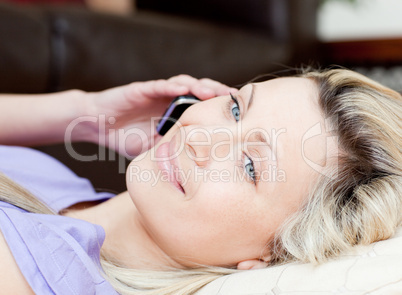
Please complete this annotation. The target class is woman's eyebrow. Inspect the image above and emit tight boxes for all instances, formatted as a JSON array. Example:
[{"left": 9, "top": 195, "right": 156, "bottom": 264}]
[
  {"left": 255, "top": 131, "right": 270, "bottom": 148},
  {"left": 250, "top": 130, "right": 272, "bottom": 163},
  {"left": 246, "top": 84, "right": 256, "bottom": 111}
]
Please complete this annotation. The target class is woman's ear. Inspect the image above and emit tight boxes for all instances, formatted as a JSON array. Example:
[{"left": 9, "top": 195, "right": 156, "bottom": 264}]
[{"left": 236, "top": 259, "right": 269, "bottom": 270}]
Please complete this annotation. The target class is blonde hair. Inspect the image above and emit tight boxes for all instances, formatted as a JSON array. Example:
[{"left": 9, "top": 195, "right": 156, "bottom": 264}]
[
  {"left": 0, "top": 68, "right": 401, "bottom": 294},
  {"left": 270, "top": 69, "right": 402, "bottom": 264}
]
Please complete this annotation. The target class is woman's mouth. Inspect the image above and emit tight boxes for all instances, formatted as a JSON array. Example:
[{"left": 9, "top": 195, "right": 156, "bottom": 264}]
[{"left": 155, "top": 141, "right": 185, "bottom": 193}]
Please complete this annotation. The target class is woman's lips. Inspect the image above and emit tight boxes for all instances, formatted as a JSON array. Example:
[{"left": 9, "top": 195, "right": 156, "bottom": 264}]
[{"left": 155, "top": 140, "right": 184, "bottom": 193}]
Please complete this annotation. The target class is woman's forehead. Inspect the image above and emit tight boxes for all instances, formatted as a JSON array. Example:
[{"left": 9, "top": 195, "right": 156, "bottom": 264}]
[
  {"left": 252, "top": 77, "right": 318, "bottom": 96},
  {"left": 245, "top": 77, "right": 321, "bottom": 129},
  {"left": 246, "top": 77, "right": 329, "bottom": 175}
]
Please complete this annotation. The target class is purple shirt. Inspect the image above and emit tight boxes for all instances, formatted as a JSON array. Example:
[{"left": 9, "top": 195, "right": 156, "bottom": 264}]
[{"left": 0, "top": 145, "right": 118, "bottom": 294}]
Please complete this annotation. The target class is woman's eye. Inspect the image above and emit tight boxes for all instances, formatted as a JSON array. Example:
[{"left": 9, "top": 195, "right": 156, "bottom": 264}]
[
  {"left": 231, "top": 103, "right": 240, "bottom": 122},
  {"left": 230, "top": 93, "right": 241, "bottom": 122},
  {"left": 244, "top": 155, "right": 256, "bottom": 184}
]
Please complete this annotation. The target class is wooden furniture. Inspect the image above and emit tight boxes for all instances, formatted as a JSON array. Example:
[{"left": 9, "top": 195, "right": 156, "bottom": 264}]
[{"left": 321, "top": 38, "right": 402, "bottom": 66}]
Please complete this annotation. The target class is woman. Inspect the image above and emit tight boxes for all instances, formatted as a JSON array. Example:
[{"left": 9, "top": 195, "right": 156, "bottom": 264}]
[{"left": 0, "top": 69, "right": 401, "bottom": 294}]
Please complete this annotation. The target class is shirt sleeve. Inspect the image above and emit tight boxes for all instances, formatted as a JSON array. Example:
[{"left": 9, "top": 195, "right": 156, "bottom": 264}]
[{"left": 0, "top": 145, "right": 115, "bottom": 212}]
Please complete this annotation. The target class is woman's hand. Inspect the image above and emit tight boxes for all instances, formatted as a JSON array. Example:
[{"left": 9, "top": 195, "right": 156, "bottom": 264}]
[{"left": 82, "top": 75, "right": 237, "bottom": 158}]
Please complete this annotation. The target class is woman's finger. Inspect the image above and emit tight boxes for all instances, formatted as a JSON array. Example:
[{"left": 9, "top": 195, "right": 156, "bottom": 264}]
[
  {"left": 167, "top": 74, "right": 199, "bottom": 86},
  {"left": 168, "top": 75, "right": 235, "bottom": 97},
  {"left": 190, "top": 78, "right": 237, "bottom": 99},
  {"left": 125, "top": 80, "right": 188, "bottom": 101}
]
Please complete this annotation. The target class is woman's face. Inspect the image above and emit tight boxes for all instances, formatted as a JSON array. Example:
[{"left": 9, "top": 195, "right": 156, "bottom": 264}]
[{"left": 126, "top": 77, "right": 335, "bottom": 268}]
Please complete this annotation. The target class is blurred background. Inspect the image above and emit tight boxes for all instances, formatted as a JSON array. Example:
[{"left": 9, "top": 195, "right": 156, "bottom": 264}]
[
  {"left": 0, "top": 0, "right": 401, "bottom": 192},
  {"left": 319, "top": 0, "right": 402, "bottom": 91}
]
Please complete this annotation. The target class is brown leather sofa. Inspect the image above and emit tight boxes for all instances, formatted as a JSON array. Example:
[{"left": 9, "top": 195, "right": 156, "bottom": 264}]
[
  {"left": 0, "top": 0, "right": 320, "bottom": 93},
  {"left": 0, "top": 0, "right": 320, "bottom": 192}
]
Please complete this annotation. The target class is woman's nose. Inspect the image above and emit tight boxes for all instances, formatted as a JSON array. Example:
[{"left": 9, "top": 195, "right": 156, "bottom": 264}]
[{"left": 183, "top": 125, "right": 236, "bottom": 168}]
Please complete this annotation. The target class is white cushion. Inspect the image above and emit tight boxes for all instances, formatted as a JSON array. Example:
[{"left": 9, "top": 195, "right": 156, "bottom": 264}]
[{"left": 196, "top": 227, "right": 402, "bottom": 294}]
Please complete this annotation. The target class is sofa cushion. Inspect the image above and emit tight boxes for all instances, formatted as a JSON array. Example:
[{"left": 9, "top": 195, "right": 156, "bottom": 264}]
[
  {"left": 196, "top": 226, "right": 402, "bottom": 294},
  {"left": 0, "top": 3, "right": 50, "bottom": 93}
]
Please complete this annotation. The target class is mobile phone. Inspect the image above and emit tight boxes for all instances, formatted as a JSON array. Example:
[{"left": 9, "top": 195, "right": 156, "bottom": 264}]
[{"left": 156, "top": 95, "right": 201, "bottom": 135}]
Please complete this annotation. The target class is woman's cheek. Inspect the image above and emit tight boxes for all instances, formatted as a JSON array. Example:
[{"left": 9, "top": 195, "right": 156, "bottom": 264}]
[{"left": 191, "top": 181, "right": 242, "bottom": 220}]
